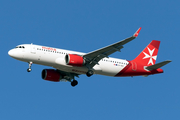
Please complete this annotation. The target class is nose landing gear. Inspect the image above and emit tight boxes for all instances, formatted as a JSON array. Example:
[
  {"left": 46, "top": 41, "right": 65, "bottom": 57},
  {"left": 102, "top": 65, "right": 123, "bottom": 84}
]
[{"left": 27, "top": 62, "right": 33, "bottom": 72}]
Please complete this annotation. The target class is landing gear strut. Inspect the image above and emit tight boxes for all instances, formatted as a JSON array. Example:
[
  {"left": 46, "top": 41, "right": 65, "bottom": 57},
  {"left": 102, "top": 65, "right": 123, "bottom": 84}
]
[
  {"left": 27, "top": 62, "right": 33, "bottom": 72},
  {"left": 86, "top": 70, "right": 94, "bottom": 77},
  {"left": 71, "top": 80, "right": 78, "bottom": 87}
]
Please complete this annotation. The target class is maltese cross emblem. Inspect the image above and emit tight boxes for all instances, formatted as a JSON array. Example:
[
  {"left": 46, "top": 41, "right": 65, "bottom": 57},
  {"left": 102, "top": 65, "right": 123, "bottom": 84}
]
[{"left": 143, "top": 47, "right": 157, "bottom": 65}]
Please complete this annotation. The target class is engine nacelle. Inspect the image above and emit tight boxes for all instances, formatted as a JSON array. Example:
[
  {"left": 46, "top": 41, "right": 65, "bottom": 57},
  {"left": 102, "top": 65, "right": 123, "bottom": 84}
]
[
  {"left": 65, "top": 54, "right": 85, "bottom": 67},
  {"left": 42, "top": 69, "right": 62, "bottom": 82}
]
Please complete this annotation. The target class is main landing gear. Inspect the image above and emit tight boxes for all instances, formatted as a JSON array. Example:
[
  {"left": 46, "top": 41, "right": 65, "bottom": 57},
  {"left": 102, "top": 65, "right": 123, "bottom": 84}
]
[
  {"left": 27, "top": 62, "right": 33, "bottom": 72},
  {"left": 71, "top": 80, "right": 78, "bottom": 87},
  {"left": 86, "top": 70, "right": 94, "bottom": 77},
  {"left": 70, "top": 70, "right": 93, "bottom": 87}
]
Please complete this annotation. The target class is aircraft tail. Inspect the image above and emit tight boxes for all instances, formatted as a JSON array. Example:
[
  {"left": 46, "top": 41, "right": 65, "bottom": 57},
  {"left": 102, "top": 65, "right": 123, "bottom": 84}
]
[{"left": 133, "top": 40, "right": 160, "bottom": 66}]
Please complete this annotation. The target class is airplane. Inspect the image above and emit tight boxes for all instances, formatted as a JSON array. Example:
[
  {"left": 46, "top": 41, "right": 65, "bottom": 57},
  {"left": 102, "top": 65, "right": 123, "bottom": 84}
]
[{"left": 8, "top": 27, "right": 171, "bottom": 87}]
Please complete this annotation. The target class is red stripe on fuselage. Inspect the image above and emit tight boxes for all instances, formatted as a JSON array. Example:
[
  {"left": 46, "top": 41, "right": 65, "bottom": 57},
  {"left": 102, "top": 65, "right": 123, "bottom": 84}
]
[{"left": 115, "top": 61, "right": 163, "bottom": 77}]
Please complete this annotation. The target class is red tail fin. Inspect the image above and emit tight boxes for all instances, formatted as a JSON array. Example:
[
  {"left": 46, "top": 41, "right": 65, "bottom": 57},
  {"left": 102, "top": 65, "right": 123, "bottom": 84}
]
[{"left": 133, "top": 40, "right": 160, "bottom": 66}]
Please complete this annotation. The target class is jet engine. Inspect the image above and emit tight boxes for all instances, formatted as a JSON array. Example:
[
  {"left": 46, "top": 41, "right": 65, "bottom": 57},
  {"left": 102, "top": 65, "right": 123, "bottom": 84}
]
[
  {"left": 42, "top": 69, "right": 62, "bottom": 82},
  {"left": 65, "top": 54, "right": 85, "bottom": 67}
]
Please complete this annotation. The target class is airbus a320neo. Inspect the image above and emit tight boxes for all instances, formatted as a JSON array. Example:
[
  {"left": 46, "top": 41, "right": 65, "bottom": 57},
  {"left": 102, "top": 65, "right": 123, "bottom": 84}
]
[{"left": 8, "top": 27, "right": 171, "bottom": 87}]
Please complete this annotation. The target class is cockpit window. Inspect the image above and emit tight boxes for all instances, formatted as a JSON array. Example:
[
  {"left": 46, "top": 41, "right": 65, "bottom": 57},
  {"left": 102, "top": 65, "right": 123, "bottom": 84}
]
[{"left": 15, "top": 46, "right": 25, "bottom": 49}]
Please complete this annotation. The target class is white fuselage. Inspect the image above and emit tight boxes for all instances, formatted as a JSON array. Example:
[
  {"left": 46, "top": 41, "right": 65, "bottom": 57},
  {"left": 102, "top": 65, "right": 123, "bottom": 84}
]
[{"left": 8, "top": 44, "right": 129, "bottom": 76}]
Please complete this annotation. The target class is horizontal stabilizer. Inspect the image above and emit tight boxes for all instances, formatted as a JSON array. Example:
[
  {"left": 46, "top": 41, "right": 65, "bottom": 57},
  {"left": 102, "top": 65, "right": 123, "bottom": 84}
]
[{"left": 145, "top": 60, "right": 172, "bottom": 71}]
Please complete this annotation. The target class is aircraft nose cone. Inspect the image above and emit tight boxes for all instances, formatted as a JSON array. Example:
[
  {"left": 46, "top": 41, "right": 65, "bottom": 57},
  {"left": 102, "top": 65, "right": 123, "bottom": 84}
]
[
  {"left": 8, "top": 49, "right": 24, "bottom": 59},
  {"left": 8, "top": 49, "right": 13, "bottom": 56},
  {"left": 8, "top": 49, "right": 16, "bottom": 58}
]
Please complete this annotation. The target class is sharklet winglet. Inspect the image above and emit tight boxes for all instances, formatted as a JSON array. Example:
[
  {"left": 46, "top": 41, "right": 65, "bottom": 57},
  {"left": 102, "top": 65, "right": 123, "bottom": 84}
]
[{"left": 133, "top": 27, "right": 142, "bottom": 37}]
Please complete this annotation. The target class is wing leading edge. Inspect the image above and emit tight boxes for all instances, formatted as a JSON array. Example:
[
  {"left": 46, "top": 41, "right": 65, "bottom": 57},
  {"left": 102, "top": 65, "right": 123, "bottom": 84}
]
[{"left": 83, "top": 27, "right": 142, "bottom": 68}]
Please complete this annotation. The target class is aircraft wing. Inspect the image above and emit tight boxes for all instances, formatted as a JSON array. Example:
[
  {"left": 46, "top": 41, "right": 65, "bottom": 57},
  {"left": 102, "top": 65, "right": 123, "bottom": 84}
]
[{"left": 83, "top": 27, "right": 141, "bottom": 68}]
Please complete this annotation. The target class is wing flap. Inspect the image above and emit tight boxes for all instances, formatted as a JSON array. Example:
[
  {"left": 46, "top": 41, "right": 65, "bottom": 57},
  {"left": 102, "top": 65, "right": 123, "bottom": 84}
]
[{"left": 145, "top": 60, "right": 172, "bottom": 71}]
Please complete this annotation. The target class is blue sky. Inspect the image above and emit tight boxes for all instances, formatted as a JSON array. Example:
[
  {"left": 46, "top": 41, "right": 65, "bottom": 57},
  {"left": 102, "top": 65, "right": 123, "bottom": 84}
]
[{"left": 1, "top": 0, "right": 179, "bottom": 120}]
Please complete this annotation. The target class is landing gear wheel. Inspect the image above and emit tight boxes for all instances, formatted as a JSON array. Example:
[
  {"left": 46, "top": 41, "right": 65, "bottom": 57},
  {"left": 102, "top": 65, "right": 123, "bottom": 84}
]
[
  {"left": 27, "top": 68, "right": 32, "bottom": 72},
  {"left": 86, "top": 70, "right": 94, "bottom": 77},
  {"left": 71, "top": 80, "right": 78, "bottom": 87},
  {"left": 27, "top": 62, "right": 33, "bottom": 72}
]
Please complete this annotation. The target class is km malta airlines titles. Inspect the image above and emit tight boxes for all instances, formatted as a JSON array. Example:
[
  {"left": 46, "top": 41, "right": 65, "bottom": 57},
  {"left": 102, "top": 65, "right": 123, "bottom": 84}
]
[{"left": 8, "top": 28, "right": 171, "bottom": 87}]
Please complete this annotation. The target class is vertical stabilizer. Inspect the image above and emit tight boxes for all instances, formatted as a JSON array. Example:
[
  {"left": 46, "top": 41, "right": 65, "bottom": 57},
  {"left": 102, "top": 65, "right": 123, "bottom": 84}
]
[{"left": 133, "top": 40, "right": 160, "bottom": 66}]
